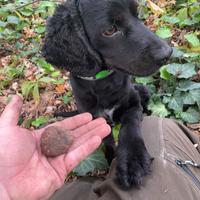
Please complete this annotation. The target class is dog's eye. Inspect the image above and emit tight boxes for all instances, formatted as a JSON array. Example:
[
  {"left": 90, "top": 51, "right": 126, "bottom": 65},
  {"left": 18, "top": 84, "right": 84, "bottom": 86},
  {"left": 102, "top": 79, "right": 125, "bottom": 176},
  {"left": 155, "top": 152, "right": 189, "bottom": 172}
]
[{"left": 103, "top": 25, "right": 118, "bottom": 37}]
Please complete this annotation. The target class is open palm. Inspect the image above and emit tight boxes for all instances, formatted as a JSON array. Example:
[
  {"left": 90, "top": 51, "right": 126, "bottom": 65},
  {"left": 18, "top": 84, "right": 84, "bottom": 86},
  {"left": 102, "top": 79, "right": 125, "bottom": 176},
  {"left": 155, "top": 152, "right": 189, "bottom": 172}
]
[{"left": 0, "top": 96, "right": 110, "bottom": 200}]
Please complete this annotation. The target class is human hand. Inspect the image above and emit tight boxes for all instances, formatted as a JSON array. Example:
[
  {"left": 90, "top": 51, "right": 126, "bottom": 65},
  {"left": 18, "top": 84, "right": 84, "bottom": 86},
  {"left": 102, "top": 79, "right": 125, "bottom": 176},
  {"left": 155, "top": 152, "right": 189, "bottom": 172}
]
[{"left": 0, "top": 96, "right": 111, "bottom": 200}]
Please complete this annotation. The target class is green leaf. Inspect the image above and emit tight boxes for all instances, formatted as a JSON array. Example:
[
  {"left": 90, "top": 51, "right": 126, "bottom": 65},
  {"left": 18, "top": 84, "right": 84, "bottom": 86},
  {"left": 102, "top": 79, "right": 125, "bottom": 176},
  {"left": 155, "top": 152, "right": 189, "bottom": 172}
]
[
  {"left": 113, "top": 124, "right": 121, "bottom": 142},
  {"left": 171, "top": 48, "right": 185, "bottom": 58},
  {"left": 34, "top": 58, "right": 55, "bottom": 73},
  {"left": 35, "top": 26, "right": 45, "bottom": 34},
  {"left": 184, "top": 33, "right": 200, "bottom": 47},
  {"left": 0, "top": 20, "right": 7, "bottom": 27},
  {"left": 52, "top": 79, "right": 65, "bottom": 85},
  {"left": 161, "top": 15, "right": 180, "bottom": 24},
  {"left": 51, "top": 71, "right": 60, "bottom": 77},
  {"left": 166, "top": 63, "right": 196, "bottom": 79},
  {"left": 183, "top": 92, "right": 196, "bottom": 105},
  {"left": 32, "top": 116, "right": 50, "bottom": 128},
  {"left": 21, "top": 81, "right": 35, "bottom": 99},
  {"left": 32, "top": 83, "right": 40, "bottom": 102},
  {"left": 95, "top": 70, "right": 112, "bottom": 79},
  {"left": 148, "top": 100, "right": 170, "bottom": 117},
  {"left": 160, "top": 66, "right": 171, "bottom": 80},
  {"left": 73, "top": 150, "right": 108, "bottom": 176},
  {"left": 177, "top": 8, "right": 188, "bottom": 21},
  {"left": 156, "top": 27, "right": 172, "bottom": 39},
  {"left": 180, "top": 107, "right": 200, "bottom": 123},
  {"left": 177, "top": 80, "right": 200, "bottom": 91},
  {"left": 38, "top": 1, "right": 56, "bottom": 8},
  {"left": 19, "top": 8, "right": 33, "bottom": 16},
  {"left": 180, "top": 18, "right": 198, "bottom": 26},
  {"left": 7, "top": 16, "right": 20, "bottom": 24},
  {"left": 39, "top": 77, "right": 55, "bottom": 83},
  {"left": 190, "top": 89, "right": 200, "bottom": 108},
  {"left": 61, "top": 95, "right": 72, "bottom": 105},
  {"left": 135, "top": 76, "right": 155, "bottom": 85},
  {"left": 167, "top": 91, "right": 184, "bottom": 112}
]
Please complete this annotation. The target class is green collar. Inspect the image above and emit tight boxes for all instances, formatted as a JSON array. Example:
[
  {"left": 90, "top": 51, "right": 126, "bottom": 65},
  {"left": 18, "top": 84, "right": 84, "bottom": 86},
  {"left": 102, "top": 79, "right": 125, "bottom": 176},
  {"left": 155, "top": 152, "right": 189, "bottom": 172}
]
[{"left": 77, "top": 70, "right": 114, "bottom": 80}]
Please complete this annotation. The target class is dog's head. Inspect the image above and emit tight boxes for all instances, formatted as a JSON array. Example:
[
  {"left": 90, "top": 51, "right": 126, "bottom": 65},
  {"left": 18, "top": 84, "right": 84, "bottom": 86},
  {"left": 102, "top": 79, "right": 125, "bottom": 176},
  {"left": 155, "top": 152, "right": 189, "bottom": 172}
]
[{"left": 42, "top": 0, "right": 172, "bottom": 77}]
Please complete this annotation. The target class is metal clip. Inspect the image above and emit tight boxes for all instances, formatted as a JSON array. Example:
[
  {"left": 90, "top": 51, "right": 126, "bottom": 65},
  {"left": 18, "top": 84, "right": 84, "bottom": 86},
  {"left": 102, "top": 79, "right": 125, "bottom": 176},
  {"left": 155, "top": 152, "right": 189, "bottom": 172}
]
[{"left": 183, "top": 160, "right": 200, "bottom": 168}]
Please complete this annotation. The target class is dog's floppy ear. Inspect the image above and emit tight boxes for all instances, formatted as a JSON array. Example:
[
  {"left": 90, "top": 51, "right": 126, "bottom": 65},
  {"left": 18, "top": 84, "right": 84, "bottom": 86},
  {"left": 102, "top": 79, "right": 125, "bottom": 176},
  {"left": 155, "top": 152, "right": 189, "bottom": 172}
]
[{"left": 42, "top": 0, "right": 102, "bottom": 77}]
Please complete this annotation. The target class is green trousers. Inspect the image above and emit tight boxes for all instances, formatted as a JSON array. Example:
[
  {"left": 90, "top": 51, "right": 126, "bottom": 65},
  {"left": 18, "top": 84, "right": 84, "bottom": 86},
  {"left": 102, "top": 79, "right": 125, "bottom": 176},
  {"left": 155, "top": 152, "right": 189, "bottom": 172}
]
[{"left": 51, "top": 116, "right": 200, "bottom": 200}]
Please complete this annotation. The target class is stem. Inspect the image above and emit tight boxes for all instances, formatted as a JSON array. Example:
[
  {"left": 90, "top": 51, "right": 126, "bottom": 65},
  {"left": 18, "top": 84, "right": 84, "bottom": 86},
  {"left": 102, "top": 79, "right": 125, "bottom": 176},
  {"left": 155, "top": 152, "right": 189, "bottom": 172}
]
[
  {"left": 15, "top": 0, "right": 64, "bottom": 10},
  {"left": 15, "top": 0, "right": 40, "bottom": 10}
]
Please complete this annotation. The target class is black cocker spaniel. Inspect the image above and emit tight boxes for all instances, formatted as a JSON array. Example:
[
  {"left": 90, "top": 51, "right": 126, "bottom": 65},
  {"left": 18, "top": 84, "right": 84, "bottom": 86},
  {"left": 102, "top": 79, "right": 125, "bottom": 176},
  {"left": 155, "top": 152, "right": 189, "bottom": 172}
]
[{"left": 42, "top": 0, "right": 172, "bottom": 189}]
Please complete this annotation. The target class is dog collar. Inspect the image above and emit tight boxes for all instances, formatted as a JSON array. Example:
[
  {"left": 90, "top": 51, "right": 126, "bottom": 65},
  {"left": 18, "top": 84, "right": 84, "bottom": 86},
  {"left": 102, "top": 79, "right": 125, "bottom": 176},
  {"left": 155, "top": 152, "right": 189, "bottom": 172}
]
[{"left": 77, "top": 70, "right": 114, "bottom": 80}]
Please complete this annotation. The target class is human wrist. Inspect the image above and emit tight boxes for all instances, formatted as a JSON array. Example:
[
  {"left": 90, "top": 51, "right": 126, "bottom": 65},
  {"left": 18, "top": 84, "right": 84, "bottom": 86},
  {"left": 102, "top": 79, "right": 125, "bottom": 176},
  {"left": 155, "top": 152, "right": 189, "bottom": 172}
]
[{"left": 0, "top": 184, "right": 11, "bottom": 200}]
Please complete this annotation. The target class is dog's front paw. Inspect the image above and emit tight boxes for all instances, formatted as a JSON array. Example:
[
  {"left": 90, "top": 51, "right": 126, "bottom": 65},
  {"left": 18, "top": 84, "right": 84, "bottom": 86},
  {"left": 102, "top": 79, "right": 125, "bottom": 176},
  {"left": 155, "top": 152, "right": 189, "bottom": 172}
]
[{"left": 116, "top": 140, "right": 153, "bottom": 189}]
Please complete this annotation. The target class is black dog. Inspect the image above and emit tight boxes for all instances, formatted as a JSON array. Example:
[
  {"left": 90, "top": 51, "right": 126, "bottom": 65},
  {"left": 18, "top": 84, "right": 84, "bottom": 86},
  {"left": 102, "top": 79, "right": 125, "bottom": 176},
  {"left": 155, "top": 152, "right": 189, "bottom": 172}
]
[{"left": 42, "top": 0, "right": 172, "bottom": 189}]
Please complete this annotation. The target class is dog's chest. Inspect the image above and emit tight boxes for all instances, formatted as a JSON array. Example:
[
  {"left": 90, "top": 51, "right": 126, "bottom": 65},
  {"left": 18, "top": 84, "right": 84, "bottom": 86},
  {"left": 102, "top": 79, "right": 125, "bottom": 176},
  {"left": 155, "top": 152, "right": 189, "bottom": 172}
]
[{"left": 97, "top": 106, "right": 118, "bottom": 125}]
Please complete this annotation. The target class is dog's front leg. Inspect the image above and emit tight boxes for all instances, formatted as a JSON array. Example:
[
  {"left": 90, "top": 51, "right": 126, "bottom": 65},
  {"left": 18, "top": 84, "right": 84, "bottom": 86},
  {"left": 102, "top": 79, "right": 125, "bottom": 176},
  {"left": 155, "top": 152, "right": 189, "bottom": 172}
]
[{"left": 116, "top": 106, "right": 153, "bottom": 189}]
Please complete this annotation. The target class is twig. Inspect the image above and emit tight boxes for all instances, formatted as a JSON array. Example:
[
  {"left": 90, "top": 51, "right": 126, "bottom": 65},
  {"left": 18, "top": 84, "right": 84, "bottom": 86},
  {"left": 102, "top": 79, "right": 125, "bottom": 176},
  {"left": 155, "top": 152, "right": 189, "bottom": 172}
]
[
  {"left": 15, "top": 0, "right": 40, "bottom": 10},
  {"left": 15, "top": 0, "right": 63, "bottom": 10}
]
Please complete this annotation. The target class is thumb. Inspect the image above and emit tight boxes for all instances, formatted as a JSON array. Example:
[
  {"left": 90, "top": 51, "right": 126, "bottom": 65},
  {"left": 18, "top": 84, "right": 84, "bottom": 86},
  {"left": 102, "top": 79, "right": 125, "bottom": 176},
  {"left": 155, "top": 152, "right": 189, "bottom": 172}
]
[{"left": 0, "top": 95, "right": 23, "bottom": 127}]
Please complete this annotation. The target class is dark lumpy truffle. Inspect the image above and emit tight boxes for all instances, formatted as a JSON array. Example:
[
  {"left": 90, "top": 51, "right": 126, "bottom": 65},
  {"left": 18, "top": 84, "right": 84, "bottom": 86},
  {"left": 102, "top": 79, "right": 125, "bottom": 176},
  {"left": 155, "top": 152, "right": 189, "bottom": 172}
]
[{"left": 40, "top": 126, "right": 74, "bottom": 157}]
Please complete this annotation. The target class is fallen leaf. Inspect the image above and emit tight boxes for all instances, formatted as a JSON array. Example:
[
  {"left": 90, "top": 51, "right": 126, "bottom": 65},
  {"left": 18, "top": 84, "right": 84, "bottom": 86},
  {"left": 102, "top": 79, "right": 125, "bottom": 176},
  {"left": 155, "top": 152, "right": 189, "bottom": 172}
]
[
  {"left": 146, "top": 0, "right": 164, "bottom": 15},
  {"left": 55, "top": 84, "right": 66, "bottom": 94}
]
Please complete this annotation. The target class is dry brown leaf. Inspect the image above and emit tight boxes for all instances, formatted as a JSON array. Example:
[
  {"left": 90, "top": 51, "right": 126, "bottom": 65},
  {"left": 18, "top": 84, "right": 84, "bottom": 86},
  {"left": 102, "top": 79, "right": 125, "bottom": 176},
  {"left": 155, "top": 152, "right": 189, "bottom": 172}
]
[
  {"left": 23, "top": 27, "right": 36, "bottom": 38},
  {"left": 55, "top": 84, "right": 66, "bottom": 94},
  {"left": 0, "top": 75, "right": 4, "bottom": 80},
  {"left": 0, "top": 56, "right": 12, "bottom": 67},
  {"left": 146, "top": 0, "right": 165, "bottom": 15}
]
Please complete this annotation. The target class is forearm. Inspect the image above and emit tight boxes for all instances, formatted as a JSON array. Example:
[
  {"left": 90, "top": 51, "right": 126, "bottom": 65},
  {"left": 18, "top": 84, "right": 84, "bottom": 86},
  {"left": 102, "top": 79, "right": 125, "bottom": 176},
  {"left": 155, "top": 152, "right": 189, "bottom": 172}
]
[{"left": 0, "top": 184, "right": 11, "bottom": 200}]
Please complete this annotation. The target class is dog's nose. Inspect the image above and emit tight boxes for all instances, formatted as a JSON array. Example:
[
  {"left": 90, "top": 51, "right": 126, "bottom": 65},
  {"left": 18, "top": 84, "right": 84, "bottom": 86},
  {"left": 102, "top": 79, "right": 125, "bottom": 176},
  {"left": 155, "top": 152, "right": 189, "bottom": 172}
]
[{"left": 155, "top": 46, "right": 173, "bottom": 66}]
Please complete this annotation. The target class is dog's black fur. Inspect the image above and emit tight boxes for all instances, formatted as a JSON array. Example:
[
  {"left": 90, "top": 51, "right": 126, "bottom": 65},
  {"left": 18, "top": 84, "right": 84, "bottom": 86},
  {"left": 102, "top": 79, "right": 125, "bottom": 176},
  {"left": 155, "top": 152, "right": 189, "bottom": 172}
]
[{"left": 42, "top": 0, "right": 172, "bottom": 189}]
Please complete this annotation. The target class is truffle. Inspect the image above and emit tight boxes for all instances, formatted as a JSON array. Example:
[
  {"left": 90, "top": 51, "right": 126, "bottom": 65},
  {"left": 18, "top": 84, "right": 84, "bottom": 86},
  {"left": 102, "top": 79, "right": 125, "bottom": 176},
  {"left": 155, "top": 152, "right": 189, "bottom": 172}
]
[{"left": 40, "top": 126, "right": 74, "bottom": 157}]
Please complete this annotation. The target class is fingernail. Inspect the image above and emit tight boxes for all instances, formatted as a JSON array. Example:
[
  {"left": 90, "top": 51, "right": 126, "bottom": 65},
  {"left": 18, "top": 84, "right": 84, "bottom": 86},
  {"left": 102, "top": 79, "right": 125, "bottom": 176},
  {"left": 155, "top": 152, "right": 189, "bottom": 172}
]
[{"left": 84, "top": 112, "right": 93, "bottom": 120}]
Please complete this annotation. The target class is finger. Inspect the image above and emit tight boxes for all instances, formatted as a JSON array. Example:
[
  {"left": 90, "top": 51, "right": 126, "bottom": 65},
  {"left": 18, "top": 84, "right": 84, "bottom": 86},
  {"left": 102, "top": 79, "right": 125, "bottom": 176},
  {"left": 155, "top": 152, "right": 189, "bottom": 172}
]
[
  {"left": 71, "top": 117, "right": 107, "bottom": 138},
  {"left": 0, "top": 95, "right": 23, "bottom": 127},
  {"left": 47, "top": 113, "right": 93, "bottom": 131},
  {"left": 65, "top": 136, "right": 102, "bottom": 173},
  {"left": 70, "top": 123, "right": 111, "bottom": 150}
]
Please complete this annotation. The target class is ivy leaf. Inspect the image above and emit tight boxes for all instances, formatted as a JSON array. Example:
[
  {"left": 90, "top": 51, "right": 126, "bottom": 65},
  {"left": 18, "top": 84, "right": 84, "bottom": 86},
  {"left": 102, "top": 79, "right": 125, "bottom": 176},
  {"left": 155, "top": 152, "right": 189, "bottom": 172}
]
[
  {"left": 177, "top": 8, "right": 188, "bottom": 21},
  {"left": 161, "top": 15, "right": 180, "bottom": 24},
  {"left": 35, "top": 26, "right": 45, "bottom": 34},
  {"left": 167, "top": 91, "right": 184, "bottom": 112},
  {"left": 7, "top": 16, "right": 20, "bottom": 24},
  {"left": 160, "top": 66, "right": 171, "bottom": 80},
  {"left": 177, "top": 80, "right": 200, "bottom": 91},
  {"left": 190, "top": 89, "right": 200, "bottom": 108},
  {"left": 180, "top": 107, "right": 200, "bottom": 123},
  {"left": 148, "top": 99, "right": 170, "bottom": 117},
  {"left": 0, "top": 20, "right": 7, "bottom": 27},
  {"left": 73, "top": 150, "right": 108, "bottom": 176},
  {"left": 181, "top": 19, "right": 198, "bottom": 26},
  {"left": 183, "top": 92, "right": 196, "bottom": 105},
  {"left": 156, "top": 27, "right": 172, "bottom": 39},
  {"left": 38, "top": 1, "right": 56, "bottom": 8},
  {"left": 19, "top": 8, "right": 33, "bottom": 16},
  {"left": 166, "top": 63, "right": 196, "bottom": 79},
  {"left": 184, "top": 33, "right": 200, "bottom": 47},
  {"left": 171, "top": 48, "right": 185, "bottom": 59}
]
